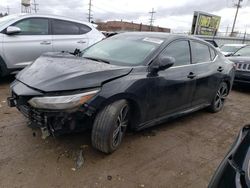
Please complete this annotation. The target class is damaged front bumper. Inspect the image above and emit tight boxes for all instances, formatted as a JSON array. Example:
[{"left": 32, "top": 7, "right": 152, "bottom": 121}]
[{"left": 7, "top": 81, "right": 96, "bottom": 138}]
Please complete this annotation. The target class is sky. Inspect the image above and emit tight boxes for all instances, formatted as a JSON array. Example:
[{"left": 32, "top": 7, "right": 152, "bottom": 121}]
[{"left": 1, "top": 0, "right": 250, "bottom": 33}]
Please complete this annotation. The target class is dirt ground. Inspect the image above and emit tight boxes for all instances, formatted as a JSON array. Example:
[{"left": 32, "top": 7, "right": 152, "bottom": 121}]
[{"left": 0, "top": 76, "right": 250, "bottom": 188}]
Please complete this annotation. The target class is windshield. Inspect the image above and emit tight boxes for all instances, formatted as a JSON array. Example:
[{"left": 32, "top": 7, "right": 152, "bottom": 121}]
[
  {"left": 234, "top": 46, "right": 250, "bottom": 56},
  {"left": 220, "top": 45, "right": 244, "bottom": 53},
  {"left": 0, "top": 15, "right": 19, "bottom": 28},
  {"left": 82, "top": 35, "right": 164, "bottom": 66}
]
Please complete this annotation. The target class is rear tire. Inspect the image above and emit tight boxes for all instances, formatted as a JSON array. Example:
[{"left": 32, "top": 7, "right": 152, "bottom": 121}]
[
  {"left": 208, "top": 82, "right": 228, "bottom": 113},
  {"left": 91, "top": 100, "right": 129, "bottom": 154}
]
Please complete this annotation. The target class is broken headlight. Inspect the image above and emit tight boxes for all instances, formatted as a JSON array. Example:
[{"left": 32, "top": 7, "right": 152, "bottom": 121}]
[{"left": 28, "top": 89, "right": 100, "bottom": 110}]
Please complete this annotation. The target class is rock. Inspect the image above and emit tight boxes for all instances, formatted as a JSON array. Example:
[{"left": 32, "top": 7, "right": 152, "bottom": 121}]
[
  {"left": 107, "top": 175, "right": 112, "bottom": 180},
  {"left": 71, "top": 167, "right": 76, "bottom": 171},
  {"left": 76, "top": 149, "right": 84, "bottom": 169}
]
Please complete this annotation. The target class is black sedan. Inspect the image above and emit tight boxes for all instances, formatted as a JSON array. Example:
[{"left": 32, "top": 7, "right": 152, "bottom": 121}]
[
  {"left": 228, "top": 45, "right": 250, "bottom": 84},
  {"left": 8, "top": 32, "right": 235, "bottom": 153}
]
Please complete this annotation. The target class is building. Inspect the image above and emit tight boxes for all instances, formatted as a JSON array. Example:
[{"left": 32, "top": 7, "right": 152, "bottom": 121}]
[{"left": 97, "top": 20, "right": 171, "bottom": 33}]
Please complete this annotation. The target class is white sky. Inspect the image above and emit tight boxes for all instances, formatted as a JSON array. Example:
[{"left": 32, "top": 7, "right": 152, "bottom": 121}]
[{"left": 0, "top": 0, "right": 250, "bottom": 33}]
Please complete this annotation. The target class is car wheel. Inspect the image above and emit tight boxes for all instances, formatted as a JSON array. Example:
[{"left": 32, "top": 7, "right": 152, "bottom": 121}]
[
  {"left": 91, "top": 100, "right": 129, "bottom": 153},
  {"left": 209, "top": 82, "right": 228, "bottom": 113}
]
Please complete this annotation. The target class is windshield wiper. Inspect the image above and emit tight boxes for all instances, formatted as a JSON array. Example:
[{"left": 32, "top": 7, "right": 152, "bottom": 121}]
[{"left": 84, "top": 57, "right": 110, "bottom": 64}]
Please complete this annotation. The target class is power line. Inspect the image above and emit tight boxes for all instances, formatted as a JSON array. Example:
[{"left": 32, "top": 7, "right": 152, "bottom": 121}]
[
  {"left": 231, "top": 0, "right": 243, "bottom": 35},
  {"left": 149, "top": 8, "right": 156, "bottom": 31},
  {"left": 87, "top": 0, "right": 93, "bottom": 22}
]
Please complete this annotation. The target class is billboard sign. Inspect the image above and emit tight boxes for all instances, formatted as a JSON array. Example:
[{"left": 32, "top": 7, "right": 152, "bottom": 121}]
[{"left": 191, "top": 11, "right": 221, "bottom": 36}]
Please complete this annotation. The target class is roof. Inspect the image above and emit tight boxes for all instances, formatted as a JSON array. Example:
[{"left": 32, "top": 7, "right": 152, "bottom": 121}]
[
  {"left": 5, "top": 13, "right": 93, "bottom": 27},
  {"left": 117, "top": 32, "right": 210, "bottom": 43}
]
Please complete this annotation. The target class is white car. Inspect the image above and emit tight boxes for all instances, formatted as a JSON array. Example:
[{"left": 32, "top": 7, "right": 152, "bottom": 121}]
[
  {"left": 220, "top": 44, "right": 247, "bottom": 56},
  {"left": 0, "top": 14, "right": 105, "bottom": 76}
]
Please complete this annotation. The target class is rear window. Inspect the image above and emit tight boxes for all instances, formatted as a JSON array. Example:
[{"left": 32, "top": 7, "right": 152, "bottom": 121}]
[
  {"left": 191, "top": 41, "right": 211, "bottom": 63},
  {"left": 52, "top": 20, "right": 91, "bottom": 35},
  {"left": 52, "top": 20, "right": 79, "bottom": 35},
  {"left": 79, "top": 24, "right": 91, "bottom": 34}
]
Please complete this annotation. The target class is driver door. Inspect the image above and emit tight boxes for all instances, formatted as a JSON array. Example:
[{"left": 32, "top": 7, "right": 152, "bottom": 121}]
[
  {"left": 3, "top": 18, "right": 52, "bottom": 69},
  {"left": 145, "top": 40, "right": 196, "bottom": 121}
]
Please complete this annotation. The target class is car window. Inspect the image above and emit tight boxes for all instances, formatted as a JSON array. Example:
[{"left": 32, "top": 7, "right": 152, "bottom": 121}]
[
  {"left": 210, "top": 48, "right": 217, "bottom": 60},
  {"left": 161, "top": 40, "right": 191, "bottom": 66},
  {"left": 82, "top": 35, "right": 162, "bottom": 66},
  {"left": 221, "top": 45, "right": 243, "bottom": 53},
  {"left": 53, "top": 20, "right": 80, "bottom": 35},
  {"left": 79, "top": 24, "right": 91, "bottom": 34},
  {"left": 13, "top": 18, "right": 49, "bottom": 35},
  {"left": 234, "top": 46, "right": 250, "bottom": 56},
  {"left": 191, "top": 41, "right": 211, "bottom": 63}
]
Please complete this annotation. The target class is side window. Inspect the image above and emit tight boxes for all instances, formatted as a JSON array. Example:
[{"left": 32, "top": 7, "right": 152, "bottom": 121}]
[
  {"left": 162, "top": 40, "right": 191, "bottom": 66},
  {"left": 210, "top": 48, "right": 217, "bottom": 60},
  {"left": 79, "top": 24, "right": 91, "bottom": 34},
  {"left": 13, "top": 18, "right": 49, "bottom": 35},
  {"left": 191, "top": 41, "right": 211, "bottom": 63},
  {"left": 52, "top": 20, "right": 80, "bottom": 35}
]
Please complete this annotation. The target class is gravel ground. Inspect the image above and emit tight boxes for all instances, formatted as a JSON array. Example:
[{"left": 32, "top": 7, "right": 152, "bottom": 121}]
[{"left": 0, "top": 76, "right": 250, "bottom": 188}]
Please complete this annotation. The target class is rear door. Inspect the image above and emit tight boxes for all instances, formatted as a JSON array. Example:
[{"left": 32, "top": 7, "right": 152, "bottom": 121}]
[
  {"left": 51, "top": 19, "right": 89, "bottom": 52},
  {"left": 145, "top": 40, "right": 196, "bottom": 121},
  {"left": 190, "top": 40, "right": 221, "bottom": 106},
  {"left": 3, "top": 17, "right": 52, "bottom": 69}
]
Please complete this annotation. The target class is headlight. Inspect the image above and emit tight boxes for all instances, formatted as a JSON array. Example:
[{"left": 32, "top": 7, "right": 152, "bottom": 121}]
[{"left": 28, "top": 89, "right": 99, "bottom": 110}]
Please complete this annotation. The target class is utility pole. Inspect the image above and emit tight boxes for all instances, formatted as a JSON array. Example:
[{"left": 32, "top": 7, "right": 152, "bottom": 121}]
[
  {"left": 87, "top": 0, "right": 93, "bottom": 22},
  {"left": 231, "top": 0, "right": 243, "bottom": 35},
  {"left": 32, "top": 0, "right": 39, "bottom": 13},
  {"left": 149, "top": 8, "right": 156, "bottom": 31},
  {"left": 6, "top": 6, "right": 10, "bottom": 14}
]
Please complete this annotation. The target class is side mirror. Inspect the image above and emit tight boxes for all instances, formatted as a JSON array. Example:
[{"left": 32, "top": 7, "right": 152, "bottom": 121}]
[
  {"left": 149, "top": 56, "right": 175, "bottom": 74},
  {"left": 225, "top": 53, "right": 233, "bottom": 57},
  {"left": 6, "top": 26, "right": 21, "bottom": 35}
]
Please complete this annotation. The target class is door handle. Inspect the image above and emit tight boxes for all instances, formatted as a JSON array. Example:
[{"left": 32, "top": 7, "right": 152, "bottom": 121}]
[
  {"left": 77, "top": 40, "right": 86, "bottom": 44},
  {"left": 187, "top": 72, "right": 196, "bottom": 79},
  {"left": 217, "top": 66, "right": 224, "bottom": 72},
  {"left": 40, "top": 41, "right": 51, "bottom": 45}
]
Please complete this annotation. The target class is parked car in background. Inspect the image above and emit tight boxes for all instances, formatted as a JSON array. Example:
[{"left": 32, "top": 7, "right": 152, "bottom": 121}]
[
  {"left": 220, "top": 44, "right": 247, "bottom": 56},
  {"left": 227, "top": 45, "right": 250, "bottom": 84},
  {"left": 0, "top": 14, "right": 105, "bottom": 77},
  {"left": 208, "top": 125, "right": 250, "bottom": 188},
  {"left": 8, "top": 33, "right": 235, "bottom": 153}
]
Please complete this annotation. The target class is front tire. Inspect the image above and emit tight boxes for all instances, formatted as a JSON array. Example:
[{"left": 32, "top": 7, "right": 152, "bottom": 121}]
[
  {"left": 91, "top": 100, "right": 129, "bottom": 154},
  {"left": 209, "top": 82, "right": 229, "bottom": 113}
]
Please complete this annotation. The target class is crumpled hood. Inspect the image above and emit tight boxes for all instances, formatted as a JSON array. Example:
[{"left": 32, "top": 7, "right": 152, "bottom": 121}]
[{"left": 17, "top": 52, "right": 132, "bottom": 92}]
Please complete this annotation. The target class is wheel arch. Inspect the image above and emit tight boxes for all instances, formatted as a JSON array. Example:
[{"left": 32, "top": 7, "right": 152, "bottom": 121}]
[
  {"left": 94, "top": 93, "right": 142, "bottom": 130},
  {"left": 0, "top": 55, "right": 9, "bottom": 77}
]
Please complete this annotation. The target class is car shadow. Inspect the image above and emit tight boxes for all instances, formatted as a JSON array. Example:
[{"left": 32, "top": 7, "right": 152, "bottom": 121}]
[
  {"left": 0, "top": 75, "right": 15, "bottom": 85},
  {"left": 233, "top": 83, "right": 250, "bottom": 94},
  {"left": 45, "top": 108, "right": 206, "bottom": 160}
]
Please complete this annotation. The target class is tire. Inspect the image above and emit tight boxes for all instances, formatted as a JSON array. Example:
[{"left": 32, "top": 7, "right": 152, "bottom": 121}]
[
  {"left": 208, "top": 82, "right": 229, "bottom": 113},
  {"left": 91, "top": 100, "right": 129, "bottom": 154}
]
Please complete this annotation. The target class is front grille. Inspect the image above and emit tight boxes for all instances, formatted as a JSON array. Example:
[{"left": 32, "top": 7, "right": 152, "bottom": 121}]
[
  {"left": 18, "top": 105, "right": 46, "bottom": 127},
  {"left": 236, "top": 62, "right": 250, "bottom": 72}
]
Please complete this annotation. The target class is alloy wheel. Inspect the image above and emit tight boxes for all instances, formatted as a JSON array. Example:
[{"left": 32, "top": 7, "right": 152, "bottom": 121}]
[
  {"left": 214, "top": 84, "right": 228, "bottom": 110},
  {"left": 112, "top": 104, "right": 129, "bottom": 147}
]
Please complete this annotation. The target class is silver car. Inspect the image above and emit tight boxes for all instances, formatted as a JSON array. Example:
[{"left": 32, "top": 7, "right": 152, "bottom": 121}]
[{"left": 0, "top": 14, "right": 105, "bottom": 76}]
